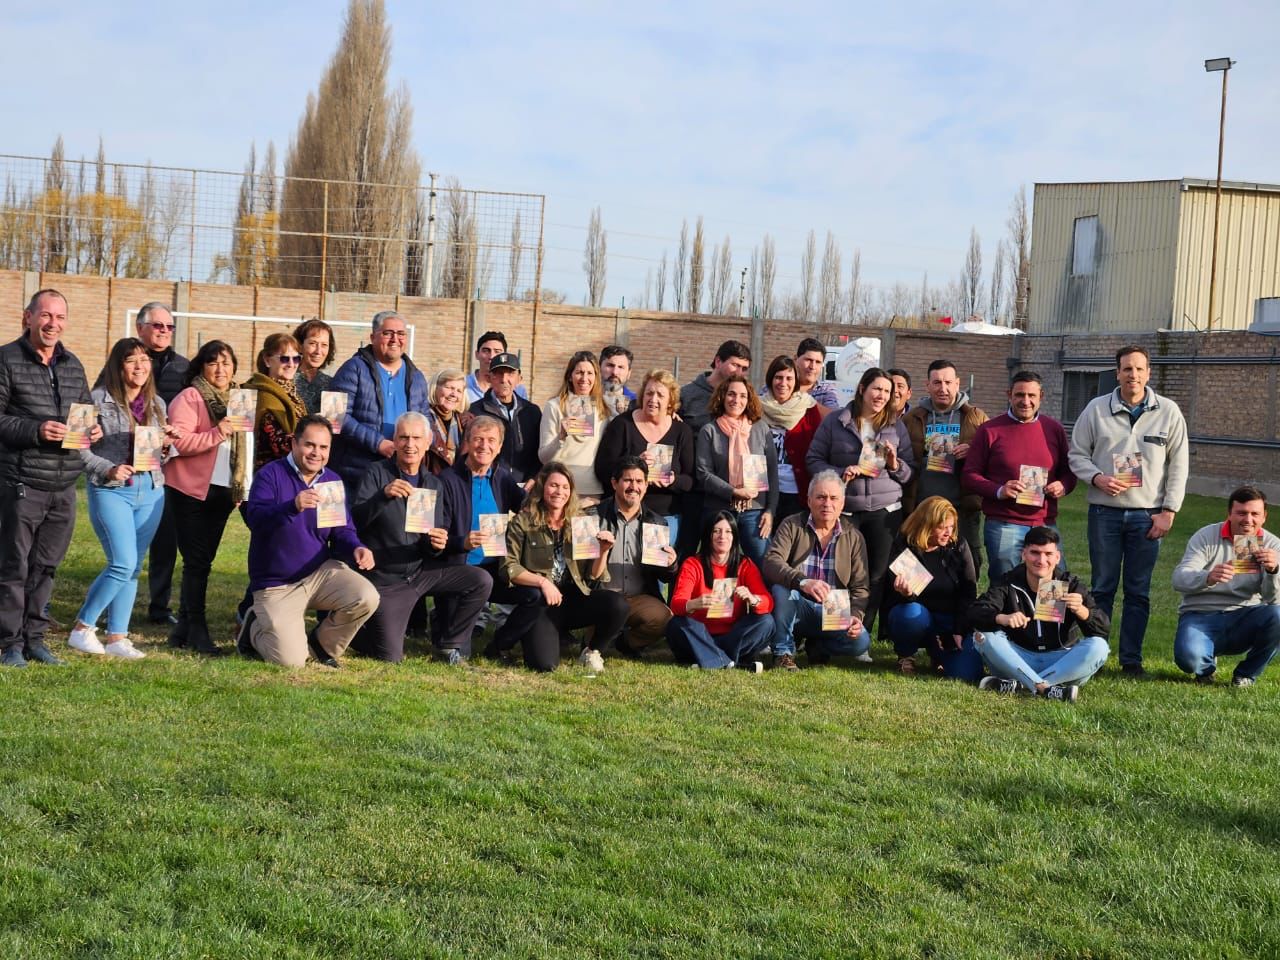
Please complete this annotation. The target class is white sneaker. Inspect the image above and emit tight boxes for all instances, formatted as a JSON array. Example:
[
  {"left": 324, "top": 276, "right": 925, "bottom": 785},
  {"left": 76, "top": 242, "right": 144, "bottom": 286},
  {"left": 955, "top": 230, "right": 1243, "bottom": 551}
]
[
  {"left": 103, "top": 638, "right": 146, "bottom": 660},
  {"left": 578, "top": 647, "right": 605, "bottom": 673},
  {"left": 854, "top": 651, "right": 874, "bottom": 663},
  {"left": 68, "top": 624, "right": 106, "bottom": 655}
]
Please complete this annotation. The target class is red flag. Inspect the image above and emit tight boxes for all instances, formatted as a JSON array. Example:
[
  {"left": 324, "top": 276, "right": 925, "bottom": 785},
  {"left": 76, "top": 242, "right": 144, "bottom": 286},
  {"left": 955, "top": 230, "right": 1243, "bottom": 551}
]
[{"left": 938, "top": 315, "right": 952, "bottom": 325}]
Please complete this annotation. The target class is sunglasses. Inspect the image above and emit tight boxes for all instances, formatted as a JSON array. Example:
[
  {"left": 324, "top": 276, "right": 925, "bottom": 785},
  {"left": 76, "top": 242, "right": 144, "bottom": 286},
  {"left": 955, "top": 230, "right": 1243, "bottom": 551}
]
[
  {"left": 147, "top": 322, "right": 176, "bottom": 331},
  {"left": 277, "top": 355, "right": 303, "bottom": 365}
]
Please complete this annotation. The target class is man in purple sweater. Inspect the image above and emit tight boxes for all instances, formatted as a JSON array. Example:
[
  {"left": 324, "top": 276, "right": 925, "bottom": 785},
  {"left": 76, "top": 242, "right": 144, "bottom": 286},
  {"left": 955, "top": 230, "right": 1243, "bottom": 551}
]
[
  {"left": 961, "top": 371, "right": 1077, "bottom": 580},
  {"left": 239, "top": 415, "right": 379, "bottom": 668}
]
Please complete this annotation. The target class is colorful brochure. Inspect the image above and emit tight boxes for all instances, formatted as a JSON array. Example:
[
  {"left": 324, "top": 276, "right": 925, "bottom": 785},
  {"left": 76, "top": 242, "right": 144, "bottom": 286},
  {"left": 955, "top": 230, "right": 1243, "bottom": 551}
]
[
  {"left": 1232, "top": 534, "right": 1262, "bottom": 574},
  {"left": 320, "top": 391, "right": 348, "bottom": 433},
  {"left": 706, "top": 578, "right": 737, "bottom": 619},
  {"left": 479, "top": 514, "right": 509, "bottom": 558},
  {"left": 742, "top": 453, "right": 768, "bottom": 493},
  {"left": 1034, "top": 579, "right": 1068, "bottom": 623},
  {"left": 62, "top": 403, "right": 97, "bottom": 449},
  {"left": 564, "top": 395, "right": 596, "bottom": 438},
  {"left": 133, "top": 425, "right": 164, "bottom": 471},
  {"left": 924, "top": 423, "right": 960, "bottom": 473},
  {"left": 821, "top": 589, "right": 853, "bottom": 631},
  {"left": 314, "top": 480, "right": 347, "bottom": 529},
  {"left": 224, "top": 389, "right": 257, "bottom": 432},
  {"left": 405, "top": 487, "right": 437, "bottom": 534},
  {"left": 646, "top": 443, "right": 674, "bottom": 484},
  {"left": 857, "top": 439, "right": 888, "bottom": 478},
  {"left": 1113, "top": 452, "right": 1143, "bottom": 489},
  {"left": 642, "top": 522, "right": 672, "bottom": 566},
  {"left": 571, "top": 515, "right": 601, "bottom": 559},
  {"left": 1015, "top": 464, "right": 1048, "bottom": 507},
  {"left": 889, "top": 549, "right": 934, "bottom": 596}
]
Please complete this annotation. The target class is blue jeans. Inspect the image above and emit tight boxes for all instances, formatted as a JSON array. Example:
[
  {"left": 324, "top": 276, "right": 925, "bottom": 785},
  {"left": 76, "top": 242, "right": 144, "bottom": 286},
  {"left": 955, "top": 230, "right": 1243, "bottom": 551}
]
[
  {"left": 78, "top": 475, "right": 166, "bottom": 635},
  {"left": 984, "top": 519, "right": 1062, "bottom": 583},
  {"left": 666, "top": 613, "right": 774, "bottom": 669},
  {"left": 1088, "top": 505, "right": 1160, "bottom": 667},
  {"left": 769, "top": 585, "right": 871, "bottom": 659},
  {"left": 975, "top": 629, "right": 1110, "bottom": 691},
  {"left": 736, "top": 508, "right": 769, "bottom": 568},
  {"left": 886, "top": 603, "right": 984, "bottom": 682},
  {"left": 1174, "top": 605, "right": 1280, "bottom": 682}
]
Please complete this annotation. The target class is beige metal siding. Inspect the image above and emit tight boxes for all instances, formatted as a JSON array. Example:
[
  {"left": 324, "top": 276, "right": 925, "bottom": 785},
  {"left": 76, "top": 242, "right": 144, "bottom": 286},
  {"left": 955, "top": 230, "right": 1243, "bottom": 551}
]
[
  {"left": 1175, "top": 185, "right": 1280, "bottom": 330},
  {"left": 1028, "top": 181, "right": 1181, "bottom": 334}
]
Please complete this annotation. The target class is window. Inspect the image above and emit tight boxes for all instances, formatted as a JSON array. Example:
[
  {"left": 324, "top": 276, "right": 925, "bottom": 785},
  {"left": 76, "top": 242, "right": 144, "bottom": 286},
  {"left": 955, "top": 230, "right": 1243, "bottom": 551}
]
[
  {"left": 1071, "top": 216, "right": 1099, "bottom": 277},
  {"left": 1061, "top": 369, "right": 1116, "bottom": 423}
]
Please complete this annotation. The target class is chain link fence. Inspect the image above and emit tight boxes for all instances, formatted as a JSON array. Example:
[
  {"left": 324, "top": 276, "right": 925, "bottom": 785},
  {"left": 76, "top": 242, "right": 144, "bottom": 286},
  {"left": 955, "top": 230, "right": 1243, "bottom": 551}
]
[{"left": 0, "top": 153, "right": 544, "bottom": 301}]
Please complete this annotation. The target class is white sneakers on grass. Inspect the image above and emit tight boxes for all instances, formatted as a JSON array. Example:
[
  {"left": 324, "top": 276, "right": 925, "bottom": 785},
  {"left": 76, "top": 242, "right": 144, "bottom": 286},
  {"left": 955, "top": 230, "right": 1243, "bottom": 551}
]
[
  {"left": 578, "top": 648, "right": 605, "bottom": 673},
  {"left": 68, "top": 625, "right": 146, "bottom": 660}
]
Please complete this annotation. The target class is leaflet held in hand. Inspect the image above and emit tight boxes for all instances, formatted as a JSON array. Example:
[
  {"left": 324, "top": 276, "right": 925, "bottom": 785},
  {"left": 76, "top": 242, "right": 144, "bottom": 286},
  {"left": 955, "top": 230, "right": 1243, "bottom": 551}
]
[
  {"left": 133, "top": 425, "right": 164, "bottom": 471},
  {"left": 479, "top": 514, "right": 508, "bottom": 557},
  {"left": 571, "top": 515, "right": 601, "bottom": 559},
  {"left": 1232, "top": 534, "right": 1261, "bottom": 574},
  {"left": 1112, "top": 452, "right": 1143, "bottom": 489},
  {"left": 889, "top": 549, "right": 934, "bottom": 596},
  {"left": 642, "top": 522, "right": 671, "bottom": 566},
  {"left": 1015, "top": 464, "right": 1047, "bottom": 507},
  {"left": 224, "top": 389, "right": 257, "bottom": 432},
  {"left": 646, "top": 442, "right": 674, "bottom": 483},
  {"left": 320, "top": 391, "right": 348, "bottom": 433},
  {"left": 821, "top": 589, "right": 853, "bottom": 631},
  {"left": 924, "top": 423, "right": 959, "bottom": 473},
  {"left": 405, "top": 487, "right": 437, "bottom": 534},
  {"left": 62, "top": 403, "right": 96, "bottom": 449},
  {"left": 314, "top": 480, "right": 347, "bottom": 529},
  {"left": 741, "top": 453, "right": 768, "bottom": 493},
  {"left": 1034, "top": 579, "right": 1068, "bottom": 623},
  {"left": 565, "top": 395, "right": 595, "bottom": 438},
  {"left": 706, "top": 578, "right": 736, "bottom": 618}
]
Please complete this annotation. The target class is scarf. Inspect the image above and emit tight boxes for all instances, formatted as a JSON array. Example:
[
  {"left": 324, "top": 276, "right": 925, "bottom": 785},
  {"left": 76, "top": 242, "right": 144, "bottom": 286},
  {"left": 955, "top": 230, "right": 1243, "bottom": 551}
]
[
  {"left": 428, "top": 404, "right": 461, "bottom": 466},
  {"left": 716, "top": 414, "right": 753, "bottom": 488},
  {"left": 191, "top": 375, "right": 248, "bottom": 501},
  {"left": 759, "top": 389, "right": 815, "bottom": 432}
]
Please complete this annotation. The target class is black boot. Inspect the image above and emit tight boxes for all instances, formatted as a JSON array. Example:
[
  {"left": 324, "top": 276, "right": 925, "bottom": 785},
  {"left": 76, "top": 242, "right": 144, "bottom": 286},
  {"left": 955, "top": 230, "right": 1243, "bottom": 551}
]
[
  {"left": 167, "top": 614, "right": 190, "bottom": 649},
  {"left": 187, "top": 620, "right": 223, "bottom": 657}
]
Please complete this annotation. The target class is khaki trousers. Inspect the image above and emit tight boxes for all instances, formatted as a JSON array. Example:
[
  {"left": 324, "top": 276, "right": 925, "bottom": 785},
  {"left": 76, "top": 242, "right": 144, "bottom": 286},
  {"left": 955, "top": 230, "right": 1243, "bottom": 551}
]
[
  {"left": 625, "top": 593, "right": 673, "bottom": 649},
  {"left": 251, "top": 559, "right": 380, "bottom": 667}
]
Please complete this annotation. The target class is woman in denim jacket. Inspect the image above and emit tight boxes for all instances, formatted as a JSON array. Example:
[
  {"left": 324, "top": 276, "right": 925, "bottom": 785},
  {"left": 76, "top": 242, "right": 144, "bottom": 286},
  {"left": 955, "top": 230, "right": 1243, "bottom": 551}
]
[{"left": 67, "top": 338, "right": 179, "bottom": 659}]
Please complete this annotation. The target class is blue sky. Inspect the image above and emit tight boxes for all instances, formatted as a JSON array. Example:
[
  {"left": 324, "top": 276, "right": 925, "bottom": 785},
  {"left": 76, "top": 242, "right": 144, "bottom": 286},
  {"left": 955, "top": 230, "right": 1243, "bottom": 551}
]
[{"left": 3, "top": 0, "right": 1277, "bottom": 306}]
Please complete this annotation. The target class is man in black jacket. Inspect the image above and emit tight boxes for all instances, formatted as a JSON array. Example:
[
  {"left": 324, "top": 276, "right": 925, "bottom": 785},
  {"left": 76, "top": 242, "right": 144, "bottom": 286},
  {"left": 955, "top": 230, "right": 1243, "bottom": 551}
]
[
  {"left": 596, "top": 456, "right": 678, "bottom": 656},
  {"left": 0, "top": 290, "right": 99, "bottom": 667},
  {"left": 468, "top": 352, "right": 541, "bottom": 485},
  {"left": 968, "top": 526, "right": 1111, "bottom": 702},
  {"left": 349, "top": 412, "right": 491, "bottom": 664},
  {"left": 131, "top": 302, "right": 189, "bottom": 625}
]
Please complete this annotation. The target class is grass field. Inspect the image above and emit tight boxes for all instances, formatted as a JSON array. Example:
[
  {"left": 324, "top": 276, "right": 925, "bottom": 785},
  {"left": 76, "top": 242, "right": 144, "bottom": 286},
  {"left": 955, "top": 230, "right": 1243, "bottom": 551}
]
[{"left": 3, "top": 488, "right": 1279, "bottom": 959}]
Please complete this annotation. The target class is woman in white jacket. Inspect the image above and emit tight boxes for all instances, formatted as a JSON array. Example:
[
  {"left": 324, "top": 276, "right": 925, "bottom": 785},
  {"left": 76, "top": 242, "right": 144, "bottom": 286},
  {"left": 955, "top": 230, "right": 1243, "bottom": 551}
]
[{"left": 539, "top": 351, "right": 609, "bottom": 507}]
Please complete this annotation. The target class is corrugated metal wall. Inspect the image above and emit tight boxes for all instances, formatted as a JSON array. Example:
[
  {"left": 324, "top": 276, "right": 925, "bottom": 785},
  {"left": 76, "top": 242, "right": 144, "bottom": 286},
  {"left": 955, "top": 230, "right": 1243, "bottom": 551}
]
[
  {"left": 1028, "top": 181, "right": 1182, "bottom": 333},
  {"left": 1175, "top": 185, "right": 1280, "bottom": 330}
]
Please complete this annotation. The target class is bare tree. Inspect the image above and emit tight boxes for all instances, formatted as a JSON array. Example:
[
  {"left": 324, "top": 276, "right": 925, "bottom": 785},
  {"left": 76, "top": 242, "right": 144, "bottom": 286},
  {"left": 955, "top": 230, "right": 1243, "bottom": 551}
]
[
  {"left": 673, "top": 220, "right": 688, "bottom": 311},
  {"left": 961, "top": 227, "right": 982, "bottom": 319},
  {"left": 505, "top": 211, "right": 522, "bottom": 301},
  {"left": 759, "top": 234, "right": 776, "bottom": 319},
  {"left": 438, "top": 176, "right": 475, "bottom": 299},
  {"left": 919, "top": 271, "right": 929, "bottom": 324},
  {"left": 796, "top": 230, "right": 816, "bottom": 322},
  {"left": 818, "top": 231, "right": 841, "bottom": 324},
  {"left": 845, "top": 248, "right": 862, "bottom": 323},
  {"left": 654, "top": 251, "right": 667, "bottom": 311},
  {"left": 278, "top": 0, "right": 422, "bottom": 293},
  {"left": 582, "top": 205, "right": 607, "bottom": 307},
  {"left": 687, "top": 216, "right": 705, "bottom": 314},
  {"left": 1005, "top": 185, "right": 1031, "bottom": 327},
  {"left": 989, "top": 238, "right": 1006, "bottom": 324},
  {"left": 707, "top": 234, "right": 732, "bottom": 314}
]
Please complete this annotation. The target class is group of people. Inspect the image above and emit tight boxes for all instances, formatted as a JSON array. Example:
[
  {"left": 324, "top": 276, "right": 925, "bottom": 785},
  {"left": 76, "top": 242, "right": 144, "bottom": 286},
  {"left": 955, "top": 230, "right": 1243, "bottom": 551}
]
[{"left": 2, "top": 289, "right": 1278, "bottom": 701}]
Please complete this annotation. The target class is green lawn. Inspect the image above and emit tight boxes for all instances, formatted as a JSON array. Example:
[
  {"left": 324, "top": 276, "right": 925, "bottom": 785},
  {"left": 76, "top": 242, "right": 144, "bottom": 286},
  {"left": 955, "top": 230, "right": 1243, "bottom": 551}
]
[{"left": 3, "top": 490, "right": 1279, "bottom": 959}]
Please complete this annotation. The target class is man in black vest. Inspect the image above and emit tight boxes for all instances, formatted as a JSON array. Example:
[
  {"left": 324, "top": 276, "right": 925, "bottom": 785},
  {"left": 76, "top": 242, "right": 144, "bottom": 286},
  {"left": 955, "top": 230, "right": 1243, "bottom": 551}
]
[{"left": 0, "top": 290, "right": 99, "bottom": 667}]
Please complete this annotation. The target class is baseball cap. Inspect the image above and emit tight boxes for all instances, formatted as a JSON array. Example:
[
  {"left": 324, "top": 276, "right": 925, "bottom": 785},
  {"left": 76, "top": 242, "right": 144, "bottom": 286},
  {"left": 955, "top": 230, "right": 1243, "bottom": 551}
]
[{"left": 489, "top": 352, "right": 520, "bottom": 372}]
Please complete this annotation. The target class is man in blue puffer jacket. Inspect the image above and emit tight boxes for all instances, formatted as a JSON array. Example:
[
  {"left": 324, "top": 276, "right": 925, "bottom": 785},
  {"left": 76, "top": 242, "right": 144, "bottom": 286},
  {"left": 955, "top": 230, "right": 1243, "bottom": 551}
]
[{"left": 330, "top": 310, "right": 429, "bottom": 489}]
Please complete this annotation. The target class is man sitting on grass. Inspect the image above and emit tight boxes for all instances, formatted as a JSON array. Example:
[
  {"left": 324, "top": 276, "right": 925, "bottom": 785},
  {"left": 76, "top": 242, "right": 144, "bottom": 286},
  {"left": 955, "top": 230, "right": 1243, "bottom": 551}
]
[
  {"left": 239, "top": 415, "right": 379, "bottom": 668},
  {"left": 1171, "top": 485, "right": 1280, "bottom": 687},
  {"left": 968, "top": 526, "right": 1110, "bottom": 702}
]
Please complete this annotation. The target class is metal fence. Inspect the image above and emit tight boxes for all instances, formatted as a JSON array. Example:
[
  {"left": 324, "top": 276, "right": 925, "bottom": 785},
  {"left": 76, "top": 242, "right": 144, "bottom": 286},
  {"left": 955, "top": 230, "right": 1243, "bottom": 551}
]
[{"left": 0, "top": 153, "right": 545, "bottom": 301}]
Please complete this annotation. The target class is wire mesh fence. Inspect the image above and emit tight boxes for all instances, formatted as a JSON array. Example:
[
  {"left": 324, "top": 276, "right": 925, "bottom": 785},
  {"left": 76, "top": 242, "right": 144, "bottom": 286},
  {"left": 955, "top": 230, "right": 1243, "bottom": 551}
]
[{"left": 0, "top": 153, "right": 545, "bottom": 300}]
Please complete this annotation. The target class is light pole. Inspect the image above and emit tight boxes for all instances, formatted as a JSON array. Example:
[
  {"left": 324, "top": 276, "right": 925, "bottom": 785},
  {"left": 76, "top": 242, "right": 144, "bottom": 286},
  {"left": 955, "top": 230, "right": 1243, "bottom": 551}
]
[{"left": 1205, "top": 57, "right": 1234, "bottom": 331}]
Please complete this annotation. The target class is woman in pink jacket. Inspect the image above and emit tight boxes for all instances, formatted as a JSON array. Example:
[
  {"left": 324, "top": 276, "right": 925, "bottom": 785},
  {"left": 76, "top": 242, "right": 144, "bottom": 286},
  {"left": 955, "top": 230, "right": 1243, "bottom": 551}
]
[{"left": 162, "top": 340, "right": 248, "bottom": 656}]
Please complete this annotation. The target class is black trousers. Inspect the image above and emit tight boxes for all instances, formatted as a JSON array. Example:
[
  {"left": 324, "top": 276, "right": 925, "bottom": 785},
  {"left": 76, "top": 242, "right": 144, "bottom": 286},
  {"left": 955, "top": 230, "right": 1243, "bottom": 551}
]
[
  {"left": 167, "top": 484, "right": 235, "bottom": 626},
  {"left": 0, "top": 484, "right": 76, "bottom": 652},
  {"left": 353, "top": 565, "right": 493, "bottom": 662},
  {"left": 845, "top": 506, "right": 904, "bottom": 635},
  {"left": 494, "top": 585, "right": 629, "bottom": 672},
  {"left": 146, "top": 503, "right": 179, "bottom": 618}
]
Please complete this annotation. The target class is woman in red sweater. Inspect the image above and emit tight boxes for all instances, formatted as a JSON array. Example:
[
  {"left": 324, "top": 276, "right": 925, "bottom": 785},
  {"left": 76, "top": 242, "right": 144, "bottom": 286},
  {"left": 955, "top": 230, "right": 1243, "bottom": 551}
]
[
  {"left": 759, "top": 355, "right": 825, "bottom": 523},
  {"left": 667, "top": 509, "right": 775, "bottom": 671}
]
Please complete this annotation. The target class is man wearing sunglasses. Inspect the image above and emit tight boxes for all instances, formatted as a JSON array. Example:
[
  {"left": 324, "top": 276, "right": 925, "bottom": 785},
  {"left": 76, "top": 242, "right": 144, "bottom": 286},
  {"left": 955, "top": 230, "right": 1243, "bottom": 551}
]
[
  {"left": 131, "top": 302, "right": 189, "bottom": 627},
  {"left": 330, "top": 310, "right": 429, "bottom": 489}
]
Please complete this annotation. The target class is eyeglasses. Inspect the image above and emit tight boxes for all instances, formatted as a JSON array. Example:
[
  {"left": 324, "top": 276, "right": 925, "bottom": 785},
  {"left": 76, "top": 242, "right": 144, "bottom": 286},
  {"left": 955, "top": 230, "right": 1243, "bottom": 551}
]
[
  {"left": 376, "top": 330, "right": 407, "bottom": 340},
  {"left": 277, "top": 355, "right": 303, "bottom": 365},
  {"left": 147, "top": 322, "right": 176, "bottom": 331}
]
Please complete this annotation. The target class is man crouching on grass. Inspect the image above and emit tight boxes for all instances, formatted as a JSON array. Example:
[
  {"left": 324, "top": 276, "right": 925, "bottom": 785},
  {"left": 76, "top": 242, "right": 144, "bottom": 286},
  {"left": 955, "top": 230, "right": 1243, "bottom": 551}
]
[
  {"left": 238, "top": 415, "right": 379, "bottom": 668},
  {"left": 1171, "top": 486, "right": 1280, "bottom": 687},
  {"left": 967, "top": 526, "right": 1111, "bottom": 702}
]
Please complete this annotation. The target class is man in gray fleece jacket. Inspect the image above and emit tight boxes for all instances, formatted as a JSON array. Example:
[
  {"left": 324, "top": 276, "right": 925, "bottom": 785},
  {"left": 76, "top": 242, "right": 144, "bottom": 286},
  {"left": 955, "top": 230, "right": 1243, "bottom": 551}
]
[{"left": 1172, "top": 486, "right": 1280, "bottom": 687}]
